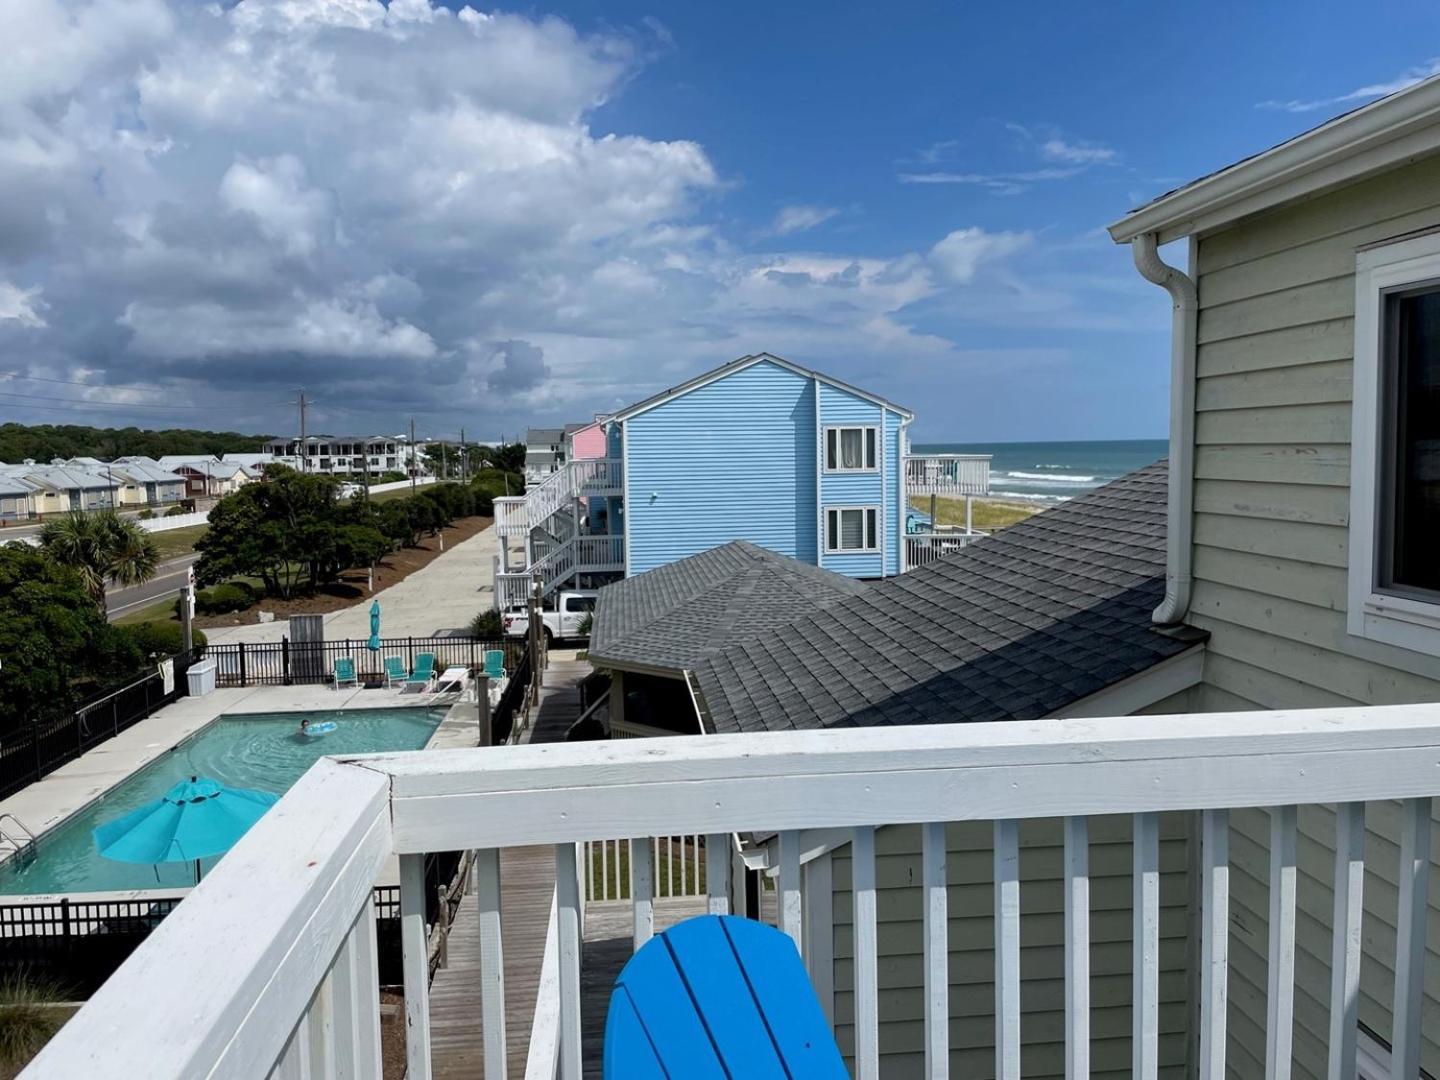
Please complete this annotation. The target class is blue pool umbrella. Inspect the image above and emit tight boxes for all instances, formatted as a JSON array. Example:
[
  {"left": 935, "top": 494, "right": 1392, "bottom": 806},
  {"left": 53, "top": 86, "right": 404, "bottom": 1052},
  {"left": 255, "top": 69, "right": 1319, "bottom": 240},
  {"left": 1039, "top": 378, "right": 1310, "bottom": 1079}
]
[
  {"left": 94, "top": 776, "right": 278, "bottom": 881},
  {"left": 368, "top": 599, "right": 381, "bottom": 652}
]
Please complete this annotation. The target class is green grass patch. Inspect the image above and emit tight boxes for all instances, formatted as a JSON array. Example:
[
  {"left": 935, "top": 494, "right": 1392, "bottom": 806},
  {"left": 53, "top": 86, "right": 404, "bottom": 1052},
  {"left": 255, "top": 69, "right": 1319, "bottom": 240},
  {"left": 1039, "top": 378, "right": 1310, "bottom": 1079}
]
[
  {"left": 150, "top": 523, "right": 209, "bottom": 561},
  {"left": 910, "top": 495, "right": 1043, "bottom": 532}
]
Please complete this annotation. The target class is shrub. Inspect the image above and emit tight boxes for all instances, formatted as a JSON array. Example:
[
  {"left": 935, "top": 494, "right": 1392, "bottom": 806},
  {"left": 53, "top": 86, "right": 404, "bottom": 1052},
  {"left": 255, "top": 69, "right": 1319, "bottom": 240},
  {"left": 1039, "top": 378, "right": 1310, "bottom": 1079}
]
[
  {"left": 165, "top": 505, "right": 190, "bottom": 518},
  {"left": 0, "top": 972, "right": 69, "bottom": 1072},
  {"left": 468, "top": 609, "right": 503, "bottom": 638},
  {"left": 121, "top": 620, "right": 207, "bottom": 658},
  {"left": 137, "top": 509, "right": 154, "bottom": 520},
  {"left": 194, "top": 582, "right": 255, "bottom": 615}
]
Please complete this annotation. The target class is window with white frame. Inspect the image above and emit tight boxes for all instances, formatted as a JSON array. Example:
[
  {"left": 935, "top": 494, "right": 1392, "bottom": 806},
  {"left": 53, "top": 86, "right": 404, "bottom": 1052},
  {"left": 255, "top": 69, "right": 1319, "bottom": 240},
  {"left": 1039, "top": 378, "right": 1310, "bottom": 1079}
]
[
  {"left": 825, "top": 426, "right": 878, "bottom": 472},
  {"left": 1349, "top": 232, "right": 1440, "bottom": 655},
  {"left": 825, "top": 506, "right": 879, "bottom": 553}
]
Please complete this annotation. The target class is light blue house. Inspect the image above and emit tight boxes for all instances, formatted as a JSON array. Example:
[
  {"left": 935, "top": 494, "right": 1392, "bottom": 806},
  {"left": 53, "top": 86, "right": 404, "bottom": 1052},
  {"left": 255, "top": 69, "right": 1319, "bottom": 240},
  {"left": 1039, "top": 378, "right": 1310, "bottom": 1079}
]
[
  {"left": 609, "top": 353, "right": 912, "bottom": 579},
  {"left": 492, "top": 353, "right": 989, "bottom": 608}
]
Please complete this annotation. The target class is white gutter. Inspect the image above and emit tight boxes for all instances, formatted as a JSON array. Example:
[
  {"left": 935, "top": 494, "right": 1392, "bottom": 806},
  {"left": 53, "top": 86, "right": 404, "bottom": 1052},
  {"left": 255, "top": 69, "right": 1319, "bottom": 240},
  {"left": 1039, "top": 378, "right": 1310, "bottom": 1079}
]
[{"left": 1131, "top": 232, "right": 1197, "bottom": 626}]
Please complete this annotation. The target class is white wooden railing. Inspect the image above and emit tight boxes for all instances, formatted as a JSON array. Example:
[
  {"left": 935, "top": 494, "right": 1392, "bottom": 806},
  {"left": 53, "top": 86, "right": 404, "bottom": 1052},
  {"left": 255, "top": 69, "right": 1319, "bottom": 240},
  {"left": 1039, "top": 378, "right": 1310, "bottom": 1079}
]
[
  {"left": 494, "top": 495, "right": 527, "bottom": 538},
  {"left": 495, "top": 534, "right": 625, "bottom": 607},
  {"left": 24, "top": 707, "right": 1440, "bottom": 1079},
  {"left": 906, "top": 453, "right": 991, "bottom": 497},
  {"left": 519, "top": 459, "right": 624, "bottom": 537},
  {"left": 585, "top": 836, "right": 708, "bottom": 902},
  {"left": 905, "top": 528, "right": 987, "bottom": 569}
]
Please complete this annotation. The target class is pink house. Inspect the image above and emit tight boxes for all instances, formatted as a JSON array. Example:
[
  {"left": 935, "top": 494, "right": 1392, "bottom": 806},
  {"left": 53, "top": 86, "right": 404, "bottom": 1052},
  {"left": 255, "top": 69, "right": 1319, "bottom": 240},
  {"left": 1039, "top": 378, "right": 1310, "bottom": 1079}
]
[{"left": 566, "top": 420, "right": 606, "bottom": 460}]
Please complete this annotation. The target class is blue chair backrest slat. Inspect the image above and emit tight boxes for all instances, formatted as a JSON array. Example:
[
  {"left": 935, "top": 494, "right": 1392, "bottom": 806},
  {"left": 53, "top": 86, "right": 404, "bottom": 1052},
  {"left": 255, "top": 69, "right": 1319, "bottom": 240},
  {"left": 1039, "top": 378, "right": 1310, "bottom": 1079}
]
[
  {"left": 601, "top": 988, "right": 669, "bottom": 1079},
  {"left": 721, "top": 917, "right": 848, "bottom": 1075},
  {"left": 605, "top": 933, "right": 727, "bottom": 1078},
  {"left": 604, "top": 914, "right": 845, "bottom": 1080},
  {"left": 662, "top": 917, "right": 788, "bottom": 1078}
]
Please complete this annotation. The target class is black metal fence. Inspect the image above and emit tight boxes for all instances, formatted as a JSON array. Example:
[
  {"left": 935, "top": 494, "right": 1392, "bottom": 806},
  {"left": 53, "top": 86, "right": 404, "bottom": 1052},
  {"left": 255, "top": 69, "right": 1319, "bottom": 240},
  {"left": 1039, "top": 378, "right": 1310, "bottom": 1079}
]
[
  {"left": 0, "top": 895, "right": 185, "bottom": 998},
  {"left": 490, "top": 646, "right": 531, "bottom": 745},
  {"left": 204, "top": 636, "right": 525, "bottom": 689},
  {"left": 0, "top": 853, "right": 463, "bottom": 995},
  {"left": 0, "top": 651, "right": 200, "bottom": 801}
]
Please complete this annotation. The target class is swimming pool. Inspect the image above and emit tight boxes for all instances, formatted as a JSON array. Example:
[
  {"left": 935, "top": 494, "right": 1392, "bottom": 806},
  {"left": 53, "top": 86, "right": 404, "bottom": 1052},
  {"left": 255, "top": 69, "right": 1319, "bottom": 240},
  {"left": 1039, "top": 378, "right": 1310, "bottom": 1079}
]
[{"left": 0, "top": 707, "right": 444, "bottom": 895}]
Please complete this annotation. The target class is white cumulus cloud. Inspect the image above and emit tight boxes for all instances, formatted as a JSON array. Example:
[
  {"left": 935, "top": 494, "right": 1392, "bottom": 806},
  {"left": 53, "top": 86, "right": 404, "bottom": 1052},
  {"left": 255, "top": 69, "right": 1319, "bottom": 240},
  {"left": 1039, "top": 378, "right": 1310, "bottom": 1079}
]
[{"left": 929, "top": 227, "right": 1032, "bottom": 283}]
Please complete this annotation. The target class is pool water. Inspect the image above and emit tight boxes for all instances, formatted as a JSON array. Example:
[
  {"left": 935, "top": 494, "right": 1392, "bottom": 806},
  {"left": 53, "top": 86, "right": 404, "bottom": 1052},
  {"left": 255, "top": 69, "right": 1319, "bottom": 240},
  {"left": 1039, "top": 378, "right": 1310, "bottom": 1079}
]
[{"left": 0, "top": 708, "right": 444, "bottom": 895}]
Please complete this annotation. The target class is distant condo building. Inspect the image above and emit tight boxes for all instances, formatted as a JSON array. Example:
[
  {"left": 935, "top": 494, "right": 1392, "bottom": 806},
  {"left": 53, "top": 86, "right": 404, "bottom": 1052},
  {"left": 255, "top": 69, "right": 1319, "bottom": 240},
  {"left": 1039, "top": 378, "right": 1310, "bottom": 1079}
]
[{"left": 260, "top": 435, "right": 428, "bottom": 478}]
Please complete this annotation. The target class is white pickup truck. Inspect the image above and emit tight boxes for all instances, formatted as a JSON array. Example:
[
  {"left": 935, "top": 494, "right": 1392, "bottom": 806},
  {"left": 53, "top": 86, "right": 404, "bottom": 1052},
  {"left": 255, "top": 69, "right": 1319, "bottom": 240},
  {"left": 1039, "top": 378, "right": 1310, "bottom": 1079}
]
[{"left": 500, "top": 589, "right": 597, "bottom": 643}]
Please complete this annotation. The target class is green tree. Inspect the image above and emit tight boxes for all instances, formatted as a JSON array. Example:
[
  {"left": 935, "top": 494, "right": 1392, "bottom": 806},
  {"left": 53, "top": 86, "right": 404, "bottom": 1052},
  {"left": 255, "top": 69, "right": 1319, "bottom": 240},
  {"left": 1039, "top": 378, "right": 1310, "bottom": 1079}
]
[
  {"left": 0, "top": 545, "right": 142, "bottom": 729},
  {"left": 195, "top": 468, "right": 339, "bottom": 598},
  {"left": 38, "top": 511, "right": 159, "bottom": 609}
]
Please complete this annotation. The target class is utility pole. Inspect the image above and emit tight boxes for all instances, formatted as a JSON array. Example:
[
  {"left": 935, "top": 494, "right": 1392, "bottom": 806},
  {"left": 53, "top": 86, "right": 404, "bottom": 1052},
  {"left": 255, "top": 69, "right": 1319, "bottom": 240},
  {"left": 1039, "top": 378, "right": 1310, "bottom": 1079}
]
[
  {"left": 297, "top": 388, "right": 308, "bottom": 475},
  {"left": 409, "top": 416, "right": 417, "bottom": 493},
  {"left": 441, "top": 440, "right": 448, "bottom": 481},
  {"left": 460, "top": 427, "right": 467, "bottom": 482}
]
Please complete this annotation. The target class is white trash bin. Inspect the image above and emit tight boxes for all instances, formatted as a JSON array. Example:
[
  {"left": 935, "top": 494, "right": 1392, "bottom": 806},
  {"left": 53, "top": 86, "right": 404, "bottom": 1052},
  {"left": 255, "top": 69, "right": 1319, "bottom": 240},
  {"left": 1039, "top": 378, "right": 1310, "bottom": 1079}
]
[{"left": 186, "top": 659, "right": 217, "bottom": 697}]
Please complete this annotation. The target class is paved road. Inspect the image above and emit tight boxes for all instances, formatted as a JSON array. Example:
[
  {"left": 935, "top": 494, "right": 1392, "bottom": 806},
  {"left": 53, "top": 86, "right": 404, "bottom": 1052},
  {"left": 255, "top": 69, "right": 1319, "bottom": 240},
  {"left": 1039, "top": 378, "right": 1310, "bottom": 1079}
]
[{"left": 106, "top": 554, "right": 200, "bottom": 621}]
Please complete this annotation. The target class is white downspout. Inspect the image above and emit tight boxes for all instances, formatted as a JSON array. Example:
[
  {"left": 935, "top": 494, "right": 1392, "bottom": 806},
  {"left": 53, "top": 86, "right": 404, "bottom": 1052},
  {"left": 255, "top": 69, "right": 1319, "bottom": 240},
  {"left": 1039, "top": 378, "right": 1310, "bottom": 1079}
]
[{"left": 1132, "top": 232, "right": 1197, "bottom": 626}]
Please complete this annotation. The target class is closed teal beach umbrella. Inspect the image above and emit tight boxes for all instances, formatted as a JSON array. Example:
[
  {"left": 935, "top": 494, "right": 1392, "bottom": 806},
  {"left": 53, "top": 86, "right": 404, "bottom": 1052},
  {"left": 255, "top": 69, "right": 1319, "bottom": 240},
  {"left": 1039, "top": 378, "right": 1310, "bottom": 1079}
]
[
  {"left": 94, "top": 776, "right": 278, "bottom": 882},
  {"left": 368, "top": 599, "right": 382, "bottom": 652}
]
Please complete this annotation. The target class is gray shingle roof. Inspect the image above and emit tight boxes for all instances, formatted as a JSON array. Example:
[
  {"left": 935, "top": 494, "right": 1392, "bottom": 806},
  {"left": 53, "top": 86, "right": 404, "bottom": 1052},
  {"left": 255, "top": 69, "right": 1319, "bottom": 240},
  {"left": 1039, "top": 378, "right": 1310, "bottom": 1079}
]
[
  {"left": 589, "top": 540, "right": 869, "bottom": 674},
  {"left": 695, "top": 461, "right": 1200, "bottom": 733}
]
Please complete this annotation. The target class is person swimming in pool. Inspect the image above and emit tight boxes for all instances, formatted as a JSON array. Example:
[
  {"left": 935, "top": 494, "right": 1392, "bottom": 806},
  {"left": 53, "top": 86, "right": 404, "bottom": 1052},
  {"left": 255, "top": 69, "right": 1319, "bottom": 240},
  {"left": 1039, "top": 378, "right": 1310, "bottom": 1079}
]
[{"left": 298, "top": 717, "right": 310, "bottom": 737}]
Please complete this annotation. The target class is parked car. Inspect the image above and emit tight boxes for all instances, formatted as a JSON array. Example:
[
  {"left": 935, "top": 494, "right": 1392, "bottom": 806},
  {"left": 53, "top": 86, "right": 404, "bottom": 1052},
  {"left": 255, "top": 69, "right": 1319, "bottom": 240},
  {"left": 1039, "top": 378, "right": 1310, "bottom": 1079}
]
[{"left": 501, "top": 589, "right": 596, "bottom": 643}]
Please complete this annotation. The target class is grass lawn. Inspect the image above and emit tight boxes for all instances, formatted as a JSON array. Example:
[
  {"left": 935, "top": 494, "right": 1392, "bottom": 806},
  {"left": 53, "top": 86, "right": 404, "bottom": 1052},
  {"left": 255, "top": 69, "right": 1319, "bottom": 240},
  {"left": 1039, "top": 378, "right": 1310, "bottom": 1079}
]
[
  {"left": 910, "top": 495, "right": 1044, "bottom": 532},
  {"left": 149, "top": 523, "right": 209, "bottom": 561},
  {"left": 113, "top": 598, "right": 177, "bottom": 626}
]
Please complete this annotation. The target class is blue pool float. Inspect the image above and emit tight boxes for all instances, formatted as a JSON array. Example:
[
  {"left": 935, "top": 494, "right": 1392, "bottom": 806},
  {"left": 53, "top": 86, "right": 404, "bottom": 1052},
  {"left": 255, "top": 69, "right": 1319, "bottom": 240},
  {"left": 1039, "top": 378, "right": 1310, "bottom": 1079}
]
[{"left": 302, "top": 721, "right": 338, "bottom": 736}]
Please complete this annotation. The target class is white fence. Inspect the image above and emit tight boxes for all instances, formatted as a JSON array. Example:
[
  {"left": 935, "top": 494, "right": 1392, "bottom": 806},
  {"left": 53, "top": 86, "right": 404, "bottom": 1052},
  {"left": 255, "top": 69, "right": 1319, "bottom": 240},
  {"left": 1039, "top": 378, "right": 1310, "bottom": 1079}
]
[
  {"left": 584, "top": 836, "right": 708, "bottom": 902},
  {"left": 906, "top": 453, "right": 991, "bottom": 497},
  {"left": 135, "top": 510, "right": 210, "bottom": 533},
  {"left": 24, "top": 706, "right": 1440, "bottom": 1079},
  {"left": 904, "top": 528, "right": 987, "bottom": 569}
]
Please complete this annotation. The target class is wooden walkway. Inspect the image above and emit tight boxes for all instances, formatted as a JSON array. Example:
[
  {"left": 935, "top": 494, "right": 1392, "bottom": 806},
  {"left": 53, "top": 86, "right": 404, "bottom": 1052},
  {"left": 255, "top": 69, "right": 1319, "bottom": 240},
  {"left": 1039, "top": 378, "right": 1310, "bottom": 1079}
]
[
  {"left": 427, "top": 655, "right": 592, "bottom": 1077},
  {"left": 428, "top": 846, "right": 556, "bottom": 1079},
  {"left": 525, "top": 658, "right": 591, "bottom": 743}
]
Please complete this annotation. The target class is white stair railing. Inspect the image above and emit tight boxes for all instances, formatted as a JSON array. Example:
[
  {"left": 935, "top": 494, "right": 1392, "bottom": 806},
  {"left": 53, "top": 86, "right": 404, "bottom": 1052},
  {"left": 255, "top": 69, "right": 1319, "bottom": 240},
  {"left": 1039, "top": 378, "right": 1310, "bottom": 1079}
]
[{"left": 494, "top": 534, "right": 626, "bottom": 607}]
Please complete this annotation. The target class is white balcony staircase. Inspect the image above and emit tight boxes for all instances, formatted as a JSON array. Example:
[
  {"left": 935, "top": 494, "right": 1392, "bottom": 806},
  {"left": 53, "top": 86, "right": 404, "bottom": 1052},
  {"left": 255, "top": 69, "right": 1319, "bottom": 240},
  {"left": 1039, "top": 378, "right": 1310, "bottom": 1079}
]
[
  {"left": 495, "top": 534, "right": 625, "bottom": 608},
  {"left": 494, "top": 458, "right": 624, "bottom": 604}
]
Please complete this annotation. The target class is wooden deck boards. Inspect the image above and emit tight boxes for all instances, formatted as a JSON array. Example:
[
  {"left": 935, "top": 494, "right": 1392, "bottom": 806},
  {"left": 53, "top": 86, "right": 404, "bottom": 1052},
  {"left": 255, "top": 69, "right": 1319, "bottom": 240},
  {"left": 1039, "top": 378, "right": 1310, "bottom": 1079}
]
[
  {"left": 429, "top": 846, "right": 557, "bottom": 1079},
  {"left": 525, "top": 660, "right": 590, "bottom": 744},
  {"left": 429, "top": 659, "right": 590, "bottom": 1078}
]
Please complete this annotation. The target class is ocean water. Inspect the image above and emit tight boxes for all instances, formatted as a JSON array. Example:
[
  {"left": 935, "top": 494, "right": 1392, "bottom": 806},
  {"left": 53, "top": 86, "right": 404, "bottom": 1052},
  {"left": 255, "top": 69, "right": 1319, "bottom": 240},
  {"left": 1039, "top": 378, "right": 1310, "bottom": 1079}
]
[
  {"left": 0, "top": 707, "right": 444, "bottom": 895},
  {"left": 911, "top": 439, "right": 1168, "bottom": 501}
]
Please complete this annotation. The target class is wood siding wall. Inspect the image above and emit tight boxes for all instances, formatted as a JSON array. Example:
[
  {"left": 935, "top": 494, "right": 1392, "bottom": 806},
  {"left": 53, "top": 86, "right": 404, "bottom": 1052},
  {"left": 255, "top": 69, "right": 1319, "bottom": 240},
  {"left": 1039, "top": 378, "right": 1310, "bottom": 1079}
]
[
  {"left": 828, "top": 816, "right": 1192, "bottom": 1078},
  {"left": 623, "top": 359, "right": 819, "bottom": 574},
  {"left": 1191, "top": 154, "right": 1440, "bottom": 1076}
]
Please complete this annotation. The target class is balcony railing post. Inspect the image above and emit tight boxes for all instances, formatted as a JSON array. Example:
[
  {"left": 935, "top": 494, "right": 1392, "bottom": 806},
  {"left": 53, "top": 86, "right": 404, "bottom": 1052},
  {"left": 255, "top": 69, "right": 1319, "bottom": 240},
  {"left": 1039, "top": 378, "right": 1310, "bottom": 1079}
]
[
  {"left": 555, "top": 843, "right": 582, "bottom": 1080},
  {"left": 399, "top": 853, "right": 432, "bottom": 1080},
  {"left": 475, "top": 848, "right": 506, "bottom": 1079}
]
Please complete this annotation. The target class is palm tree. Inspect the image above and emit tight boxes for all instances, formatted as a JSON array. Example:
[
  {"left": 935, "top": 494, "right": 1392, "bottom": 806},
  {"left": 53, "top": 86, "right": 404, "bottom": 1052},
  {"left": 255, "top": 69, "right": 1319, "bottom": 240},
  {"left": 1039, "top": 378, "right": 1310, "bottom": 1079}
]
[{"left": 39, "top": 511, "right": 159, "bottom": 610}]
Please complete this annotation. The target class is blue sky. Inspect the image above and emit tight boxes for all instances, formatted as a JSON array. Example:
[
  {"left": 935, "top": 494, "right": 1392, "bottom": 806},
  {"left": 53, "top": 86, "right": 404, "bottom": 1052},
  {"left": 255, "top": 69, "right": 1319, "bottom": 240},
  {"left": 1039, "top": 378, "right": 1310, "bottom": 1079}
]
[{"left": 3, "top": 0, "right": 1439, "bottom": 442}]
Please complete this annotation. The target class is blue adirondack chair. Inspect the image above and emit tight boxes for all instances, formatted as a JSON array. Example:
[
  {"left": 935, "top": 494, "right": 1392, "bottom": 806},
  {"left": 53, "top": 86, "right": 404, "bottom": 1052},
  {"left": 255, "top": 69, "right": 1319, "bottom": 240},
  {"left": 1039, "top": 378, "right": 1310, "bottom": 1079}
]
[
  {"left": 483, "top": 649, "right": 505, "bottom": 680},
  {"left": 603, "top": 914, "right": 847, "bottom": 1078}
]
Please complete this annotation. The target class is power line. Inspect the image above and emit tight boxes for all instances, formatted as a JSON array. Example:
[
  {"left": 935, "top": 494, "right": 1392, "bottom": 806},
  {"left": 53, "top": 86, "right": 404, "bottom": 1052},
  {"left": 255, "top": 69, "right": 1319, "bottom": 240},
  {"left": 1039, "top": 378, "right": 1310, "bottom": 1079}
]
[
  {"left": 0, "top": 389, "right": 274, "bottom": 411},
  {"left": 0, "top": 372, "right": 208, "bottom": 394}
]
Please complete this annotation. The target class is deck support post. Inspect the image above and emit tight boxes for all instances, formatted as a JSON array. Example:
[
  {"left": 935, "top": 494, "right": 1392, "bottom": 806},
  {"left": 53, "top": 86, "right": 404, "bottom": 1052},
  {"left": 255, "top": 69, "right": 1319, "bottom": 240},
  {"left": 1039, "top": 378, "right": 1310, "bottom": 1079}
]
[{"left": 399, "top": 853, "right": 432, "bottom": 1080}]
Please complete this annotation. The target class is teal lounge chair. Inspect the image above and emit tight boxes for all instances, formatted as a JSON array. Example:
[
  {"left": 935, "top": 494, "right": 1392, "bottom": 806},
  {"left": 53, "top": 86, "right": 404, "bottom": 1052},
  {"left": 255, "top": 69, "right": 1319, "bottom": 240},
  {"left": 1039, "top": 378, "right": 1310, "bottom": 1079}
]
[
  {"left": 383, "top": 656, "right": 407, "bottom": 688},
  {"left": 333, "top": 657, "right": 358, "bottom": 689},
  {"left": 406, "top": 652, "right": 436, "bottom": 687},
  {"left": 483, "top": 650, "right": 505, "bottom": 680},
  {"left": 603, "top": 914, "right": 845, "bottom": 1078}
]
